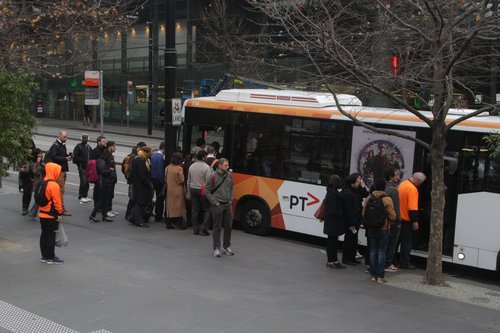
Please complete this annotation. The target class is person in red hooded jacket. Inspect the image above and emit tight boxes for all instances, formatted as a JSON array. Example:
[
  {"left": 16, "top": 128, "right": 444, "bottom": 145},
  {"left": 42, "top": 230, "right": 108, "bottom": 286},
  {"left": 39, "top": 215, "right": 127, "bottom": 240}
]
[{"left": 38, "top": 162, "right": 65, "bottom": 264}]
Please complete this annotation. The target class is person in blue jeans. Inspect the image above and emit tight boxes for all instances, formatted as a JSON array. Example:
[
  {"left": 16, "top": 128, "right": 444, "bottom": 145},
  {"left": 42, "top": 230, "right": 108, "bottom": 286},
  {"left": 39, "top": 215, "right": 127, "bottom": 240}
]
[{"left": 364, "top": 178, "right": 396, "bottom": 284}]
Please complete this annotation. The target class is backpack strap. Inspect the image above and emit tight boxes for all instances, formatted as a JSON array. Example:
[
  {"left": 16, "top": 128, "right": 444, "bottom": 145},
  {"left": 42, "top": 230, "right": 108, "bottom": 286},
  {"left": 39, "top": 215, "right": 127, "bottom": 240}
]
[
  {"left": 39, "top": 179, "right": 57, "bottom": 215},
  {"left": 210, "top": 159, "right": 219, "bottom": 170}
]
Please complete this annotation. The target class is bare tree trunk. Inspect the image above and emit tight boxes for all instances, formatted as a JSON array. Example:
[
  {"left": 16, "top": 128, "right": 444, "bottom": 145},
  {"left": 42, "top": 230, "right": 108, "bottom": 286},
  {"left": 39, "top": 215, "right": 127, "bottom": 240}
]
[{"left": 424, "top": 122, "right": 446, "bottom": 286}]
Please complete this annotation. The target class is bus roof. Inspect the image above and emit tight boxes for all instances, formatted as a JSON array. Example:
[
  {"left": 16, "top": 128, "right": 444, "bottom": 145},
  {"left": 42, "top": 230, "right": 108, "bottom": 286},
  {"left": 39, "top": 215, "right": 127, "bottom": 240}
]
[
  {"left": 215, "top": 89, "right": 362, "bottom": 107},
  {"left": 184, "top": 89, "right": 500, "bottom": 133}
]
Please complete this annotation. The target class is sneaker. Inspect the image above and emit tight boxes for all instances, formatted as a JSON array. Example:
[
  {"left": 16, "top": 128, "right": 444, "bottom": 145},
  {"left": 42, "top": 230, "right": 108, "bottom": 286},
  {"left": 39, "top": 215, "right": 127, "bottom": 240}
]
[
  {"left": 355, "top": 251, "right": 363, "bottom": 259},
  {"left": 377, "top": 277, "right": 388, "bottom": 284},
  {"left": 40, "top": 257, "right": 48, "bottom": 263},
  {"left": 327, "top": 261, "right": 346, "bottom": 269},
  {"left": 107, "top": 212, "right": 116, "bottom": 218},
  {"left": 110, "top": 210, "right": 119, "bottom": 215},
  {"left": 371, "top": 276, "right": 377, "bottom": 282},
  {"left": 20, "top": 209, "right": 28, "bottom": 215},
  {"left": 221, "top": 247, "right": 234, "bottom": 256},
  {"left": 385, "top": 264, "right": 399, "bottom": 272},
  {"left": 46, "top": 256, "right": 64, "bottom": 264},
  {"left": 213, "top": 248, "right": 221, "bottom": 257},
  {"left": 79, "top": 197, "right": 90, "bottom": 203},
  {"left": 85, "top": 197, "right": 93, "bottom": 202}
]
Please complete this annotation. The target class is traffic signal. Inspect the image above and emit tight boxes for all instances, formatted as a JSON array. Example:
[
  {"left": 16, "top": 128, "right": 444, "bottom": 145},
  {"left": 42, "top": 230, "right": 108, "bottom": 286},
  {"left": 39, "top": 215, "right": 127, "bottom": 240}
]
[{"left": 391, "top": 53, "right": 399, "bottom": 77}]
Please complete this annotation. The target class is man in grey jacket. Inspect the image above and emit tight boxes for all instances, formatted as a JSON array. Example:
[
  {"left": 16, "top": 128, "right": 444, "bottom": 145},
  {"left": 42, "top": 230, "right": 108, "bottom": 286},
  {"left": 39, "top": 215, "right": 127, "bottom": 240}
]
[
  {"left": 187, "top": 150, "right": 211, "bottom": 235},
  {"left": 204, "top": 158, "right": 234, "bottom": 257}
]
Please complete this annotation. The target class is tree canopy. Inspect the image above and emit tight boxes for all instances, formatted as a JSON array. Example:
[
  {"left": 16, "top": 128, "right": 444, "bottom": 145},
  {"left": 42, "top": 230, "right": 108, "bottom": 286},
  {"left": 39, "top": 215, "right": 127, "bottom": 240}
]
[
  {"left": 0, "top": 0, "right": 144, "bottom": 75},
  {"left": 0, "top": 1, "right": 144, "bottom": 184},
  {"left": 0, "top": 68, "right": 37, "bottom": 179}
]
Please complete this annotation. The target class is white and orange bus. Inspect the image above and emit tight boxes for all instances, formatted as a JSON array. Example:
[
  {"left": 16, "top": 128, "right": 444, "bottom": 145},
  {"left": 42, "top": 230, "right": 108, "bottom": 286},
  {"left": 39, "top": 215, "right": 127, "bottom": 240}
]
[{"left": 182, "top": 89, "right": 500, "bottom": 271}]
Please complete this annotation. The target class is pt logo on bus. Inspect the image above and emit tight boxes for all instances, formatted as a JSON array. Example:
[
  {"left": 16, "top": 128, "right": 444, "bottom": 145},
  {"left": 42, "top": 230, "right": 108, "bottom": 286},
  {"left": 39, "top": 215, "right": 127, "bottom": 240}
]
[{"left": 289, "top": 192, "right": 320, "bottom": 211}]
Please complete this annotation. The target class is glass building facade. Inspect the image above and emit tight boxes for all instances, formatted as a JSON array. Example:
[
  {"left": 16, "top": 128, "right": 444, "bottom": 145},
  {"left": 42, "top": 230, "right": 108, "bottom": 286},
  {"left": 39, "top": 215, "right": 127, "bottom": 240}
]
[{"left": 36, "top": 0, "right": 219, "bottom": 125}]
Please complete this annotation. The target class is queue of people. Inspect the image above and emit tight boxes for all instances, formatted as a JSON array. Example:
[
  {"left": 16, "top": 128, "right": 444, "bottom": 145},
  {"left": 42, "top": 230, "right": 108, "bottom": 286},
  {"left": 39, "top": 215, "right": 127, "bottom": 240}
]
[
  {"left": 322, "top": 170, "right": 426, "bottom": 284},
  {"left": 23, "top": 131, "right": 234, "bottom": 264}
]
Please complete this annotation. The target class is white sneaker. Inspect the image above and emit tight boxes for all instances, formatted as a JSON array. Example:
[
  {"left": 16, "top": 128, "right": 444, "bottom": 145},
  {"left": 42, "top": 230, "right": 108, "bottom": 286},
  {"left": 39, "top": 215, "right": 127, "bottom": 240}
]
[
  {"left": 355, "top": 251, "right": 363, "bottom": 259},
  {"left": 79, "top": 198, "right": 90, "bottom": 203},
  {"left": 385, "top": 264, "right": 399, "bottom": 272},
  {"left": 213, "top": 248, "right": 221, "bottom": 257},
  {"left": 221, "top": 247, "right": 234, "bottom": 256},
  {"left": 85, "top": 197, "right": 92, "bottom": 202},
  {"left": 107, "top": 212, "right": 116, "bottom": 218},
  {"left": 111, "top": 210, "right": 119, "bottom": 215}
]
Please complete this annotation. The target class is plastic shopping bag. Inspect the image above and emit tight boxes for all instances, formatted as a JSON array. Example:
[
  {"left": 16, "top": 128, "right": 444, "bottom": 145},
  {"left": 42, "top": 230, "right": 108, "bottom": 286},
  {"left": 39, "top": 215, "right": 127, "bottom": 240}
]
[{"left": 55, "top": 223, "right": 69, "bottom": 247}]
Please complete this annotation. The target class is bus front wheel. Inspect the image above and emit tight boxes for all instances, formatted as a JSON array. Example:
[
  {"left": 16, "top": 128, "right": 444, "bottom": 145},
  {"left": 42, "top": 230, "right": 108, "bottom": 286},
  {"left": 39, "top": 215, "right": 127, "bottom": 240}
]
[{"left": 240, "top": 200, "right": 271, "bottom": 236}]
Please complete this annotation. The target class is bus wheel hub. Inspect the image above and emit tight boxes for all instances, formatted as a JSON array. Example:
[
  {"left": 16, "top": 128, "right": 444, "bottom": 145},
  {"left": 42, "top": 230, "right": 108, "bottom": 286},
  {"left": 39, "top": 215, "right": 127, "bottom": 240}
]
[{"left": 245, "top": 209, "right": 262, "bottom": 227}]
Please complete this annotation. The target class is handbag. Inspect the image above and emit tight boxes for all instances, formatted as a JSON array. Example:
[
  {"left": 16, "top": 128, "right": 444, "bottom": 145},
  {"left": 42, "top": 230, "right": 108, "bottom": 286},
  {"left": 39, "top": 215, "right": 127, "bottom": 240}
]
[
  {"left": 55, "top": 223, "right": 69, "bottom": 247},
  {"left": 314, "top": 200, "right": 326, "bottom": 221}
]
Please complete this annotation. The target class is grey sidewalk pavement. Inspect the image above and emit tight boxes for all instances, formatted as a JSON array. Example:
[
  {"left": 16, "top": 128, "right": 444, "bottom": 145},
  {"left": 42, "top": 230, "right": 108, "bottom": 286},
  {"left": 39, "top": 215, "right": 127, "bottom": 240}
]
[
  {"left": 32, "top": 118, "right": 167, "bottom": 167},
  {"left": 0, "top": 170, "right": 500, "bottom": 333},
  {"left": 35, "top": 117, "right": 166, "bottom": 141}
]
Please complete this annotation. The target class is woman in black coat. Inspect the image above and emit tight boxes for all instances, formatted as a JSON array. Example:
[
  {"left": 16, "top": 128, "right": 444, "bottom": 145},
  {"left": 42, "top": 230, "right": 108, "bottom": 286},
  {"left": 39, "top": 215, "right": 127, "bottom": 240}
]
[{"left": 323, "top": 175, "right": 346, "bottom": 269}]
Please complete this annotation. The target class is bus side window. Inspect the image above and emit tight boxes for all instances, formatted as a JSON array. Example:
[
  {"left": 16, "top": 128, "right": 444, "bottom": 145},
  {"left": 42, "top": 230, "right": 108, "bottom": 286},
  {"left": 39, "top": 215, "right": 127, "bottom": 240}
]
[
  {"left": 458, "top": 147, "right": 488, "bottom": 193},
  {"left": 283, "top": 119, "right": 349, "bottom": 184},
  {"left": 486, "top": 154, "right": 500, "bottom": 193},
  {"left": 232, "top": 113, "right": 283, "bottom": 177}
]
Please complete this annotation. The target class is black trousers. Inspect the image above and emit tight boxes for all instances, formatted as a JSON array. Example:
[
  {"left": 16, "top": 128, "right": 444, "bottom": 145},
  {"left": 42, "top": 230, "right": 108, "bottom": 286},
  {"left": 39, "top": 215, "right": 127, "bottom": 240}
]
[
  {"left": 125, "top": 184, "right": 134, "bottom": 219},
  {"left": 40, "top": 218, "right": 58, "bottom": 259},
  {"left": 326, "top": 236, "right": 339, "bottom": 262},
  {"left": 22, "top": 179, "right": 33, "bottom": 210},
  {"left": 133, "top": 202, "right": 151, "bottom": 225},
  {"left": 77, "top": 165, "right": 89, "bottom": 199},
  {"left": 93, "top": 182, "right": 100, "bottom": 206},
  {"left": 152, "top": 180, "right": 165, "bottom": 221},
  {"left": 400, "top": 221, "right": 413, "bottom": 267},
  {"left": 190, "top": 188, "right": 210, "bottom": 233},
  {"left": 91, "top": 183, "right": 110, "bottom": 219},
  {"left": 343, "top": 228, "right": 358, "bottom": 262},
  {"left": 105, "top": 182, "right": 115, "bottom": 213}
]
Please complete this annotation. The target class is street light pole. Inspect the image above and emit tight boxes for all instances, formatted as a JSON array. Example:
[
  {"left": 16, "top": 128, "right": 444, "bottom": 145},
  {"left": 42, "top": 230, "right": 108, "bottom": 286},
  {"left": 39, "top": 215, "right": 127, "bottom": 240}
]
[{"left": 164, "top": 0, "right": 177, "bottom": 160}]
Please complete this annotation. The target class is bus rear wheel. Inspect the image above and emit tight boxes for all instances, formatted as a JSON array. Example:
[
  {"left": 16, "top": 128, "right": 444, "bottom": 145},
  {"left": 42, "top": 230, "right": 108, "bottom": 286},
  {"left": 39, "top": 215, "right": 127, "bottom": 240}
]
[{"left": 240, "top": 200, "right": 270, "bottom": 236}]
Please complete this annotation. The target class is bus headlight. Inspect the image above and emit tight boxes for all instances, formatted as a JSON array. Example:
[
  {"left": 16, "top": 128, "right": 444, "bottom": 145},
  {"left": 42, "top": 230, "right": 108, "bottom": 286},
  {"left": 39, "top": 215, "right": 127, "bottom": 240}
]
[{"left": 457, "top": 252, "right": 465, "bottom": 260}]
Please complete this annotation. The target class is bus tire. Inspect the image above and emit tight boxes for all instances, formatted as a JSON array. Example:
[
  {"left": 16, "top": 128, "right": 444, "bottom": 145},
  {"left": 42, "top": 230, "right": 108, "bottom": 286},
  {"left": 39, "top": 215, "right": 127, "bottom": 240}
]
[{"left": 240, "top": 199, "right": 271, "bottom": 236}]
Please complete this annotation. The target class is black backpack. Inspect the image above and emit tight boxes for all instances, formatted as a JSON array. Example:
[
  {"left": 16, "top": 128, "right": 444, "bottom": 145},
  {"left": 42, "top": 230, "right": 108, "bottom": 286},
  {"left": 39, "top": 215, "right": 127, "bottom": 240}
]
[
  {"left": 34, "top": 179, "right": 54, "bottom": 207},
  {"left": 363, "top": 194, "right": 388, "bottom": 229}
]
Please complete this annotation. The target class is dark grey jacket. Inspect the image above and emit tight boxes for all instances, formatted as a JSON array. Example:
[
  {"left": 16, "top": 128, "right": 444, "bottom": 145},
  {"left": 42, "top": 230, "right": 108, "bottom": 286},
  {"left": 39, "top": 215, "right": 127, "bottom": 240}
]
[{"left": 204, "top": 171, "right": 234, "bottom": 205}]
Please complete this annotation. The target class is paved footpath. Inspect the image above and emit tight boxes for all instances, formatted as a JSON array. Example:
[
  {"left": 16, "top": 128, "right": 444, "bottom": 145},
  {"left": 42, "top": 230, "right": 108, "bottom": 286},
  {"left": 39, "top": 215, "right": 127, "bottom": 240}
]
[{"left": 0, "top": 119, "right": 498, "bottom": 333}]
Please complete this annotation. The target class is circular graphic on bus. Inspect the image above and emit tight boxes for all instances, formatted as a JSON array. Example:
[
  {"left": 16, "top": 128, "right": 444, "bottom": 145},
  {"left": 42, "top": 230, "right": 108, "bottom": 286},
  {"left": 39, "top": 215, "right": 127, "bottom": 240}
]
[{"left": 357, "top": 140, "right": 404, "bottom": 186}]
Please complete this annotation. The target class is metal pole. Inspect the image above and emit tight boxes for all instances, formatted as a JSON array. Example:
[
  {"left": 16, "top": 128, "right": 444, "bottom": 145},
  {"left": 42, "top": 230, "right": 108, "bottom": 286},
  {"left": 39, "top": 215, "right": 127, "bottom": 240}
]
[
  {"left": 99, "top": 70, "right": 104, "bottom": 136},
  {"left": 153, "top": 0, "right": 159, "bottom": 130},
  {"left": 121, "top": 28, "right": 128, "bottom": 126},
  {"left": 164, "top": 0, "right": 177, "bottom": 159},
  {"left": 148, "top": 20, "right": 153, "bottom": 135},
  {"left": 126, "top": 82, "right": 130, "bottom": 128}
]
